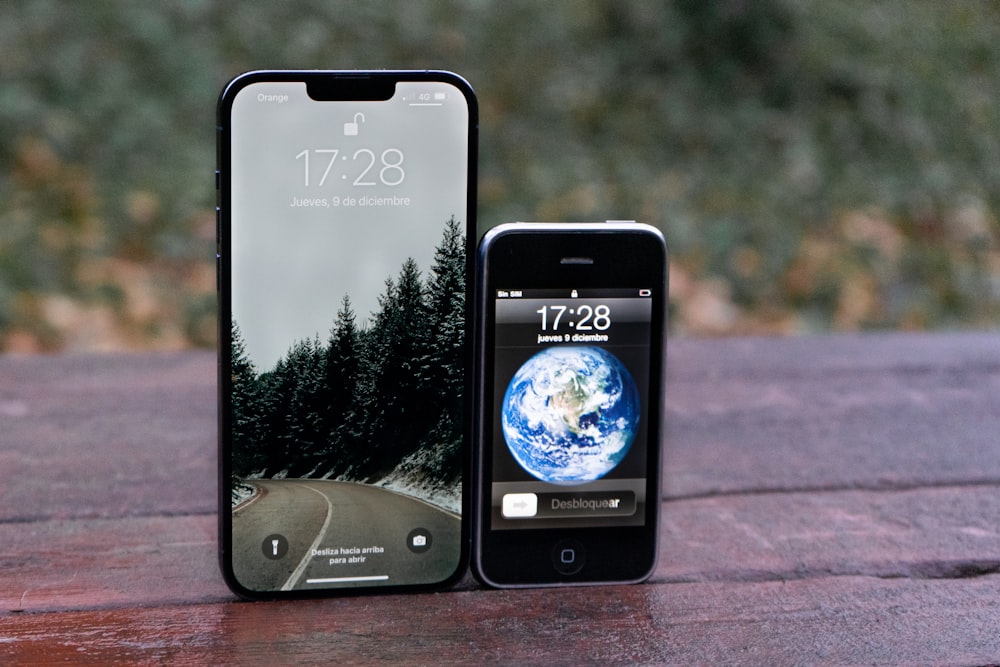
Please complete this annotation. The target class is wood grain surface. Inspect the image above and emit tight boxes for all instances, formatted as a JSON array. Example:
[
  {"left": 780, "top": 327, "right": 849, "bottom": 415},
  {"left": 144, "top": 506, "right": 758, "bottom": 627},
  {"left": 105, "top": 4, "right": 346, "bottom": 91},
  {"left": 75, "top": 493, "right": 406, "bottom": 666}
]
[{"left": 1, "top": 332, "right": 998, "bottom": 664}]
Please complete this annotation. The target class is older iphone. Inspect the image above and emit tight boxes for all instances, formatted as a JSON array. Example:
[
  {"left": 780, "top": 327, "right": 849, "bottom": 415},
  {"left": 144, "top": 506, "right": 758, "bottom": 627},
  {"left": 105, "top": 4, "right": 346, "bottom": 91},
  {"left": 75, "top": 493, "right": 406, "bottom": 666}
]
[
  {"left": 473, "top": 222, "right": 667, "bottom": 587},
  {"left": 217, "top": 71, "right": 476, "bottom": 598}
]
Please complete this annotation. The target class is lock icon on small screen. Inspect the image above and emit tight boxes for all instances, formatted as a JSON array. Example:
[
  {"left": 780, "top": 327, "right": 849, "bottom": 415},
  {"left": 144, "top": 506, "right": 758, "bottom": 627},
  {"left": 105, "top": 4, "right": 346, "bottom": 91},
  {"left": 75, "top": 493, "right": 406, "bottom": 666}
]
[{"left": 344, "top": 112, "right": 365, "bottom": 136}]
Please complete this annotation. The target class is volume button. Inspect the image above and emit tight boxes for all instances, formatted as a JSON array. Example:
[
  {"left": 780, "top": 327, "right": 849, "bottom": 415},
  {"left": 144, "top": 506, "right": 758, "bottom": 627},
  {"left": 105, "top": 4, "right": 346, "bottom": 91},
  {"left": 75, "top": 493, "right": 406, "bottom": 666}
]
[{"left": 216, "top": 206, "right": 221, "bottom": 292}]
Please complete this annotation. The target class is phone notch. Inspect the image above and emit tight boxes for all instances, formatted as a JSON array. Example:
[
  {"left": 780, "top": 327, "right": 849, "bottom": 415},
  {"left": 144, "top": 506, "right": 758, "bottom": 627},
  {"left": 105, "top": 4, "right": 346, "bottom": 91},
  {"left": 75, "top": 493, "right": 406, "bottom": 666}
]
[{"left": 306, "top": 75, "right": 395, "bottom": 101}]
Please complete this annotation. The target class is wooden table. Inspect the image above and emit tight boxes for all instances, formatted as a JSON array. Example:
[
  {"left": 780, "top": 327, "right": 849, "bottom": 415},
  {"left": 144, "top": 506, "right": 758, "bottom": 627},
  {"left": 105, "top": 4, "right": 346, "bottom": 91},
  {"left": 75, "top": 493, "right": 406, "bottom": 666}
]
[{"left": 2, "top": 332, "right": 998, "bottom": 664}]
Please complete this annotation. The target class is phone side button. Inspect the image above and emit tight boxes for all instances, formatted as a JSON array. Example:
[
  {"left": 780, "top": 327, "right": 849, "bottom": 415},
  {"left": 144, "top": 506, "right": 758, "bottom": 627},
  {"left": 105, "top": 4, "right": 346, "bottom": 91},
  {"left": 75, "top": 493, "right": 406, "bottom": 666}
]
[
  {"left": 215, "top": 207, "right": 221, "bottom": 292},
  {"left": 551, "top": 539, "right": 586, "bottom": 576}
]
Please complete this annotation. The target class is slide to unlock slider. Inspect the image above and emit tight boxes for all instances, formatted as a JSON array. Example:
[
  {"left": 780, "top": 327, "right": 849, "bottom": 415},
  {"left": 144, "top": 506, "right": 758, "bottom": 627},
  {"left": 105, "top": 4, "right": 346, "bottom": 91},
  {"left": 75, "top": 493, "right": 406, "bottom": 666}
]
[
  {"left": 502, "top": 493, "right": 538, "bottom": 518},
  {"left": 344, "top": 113, "right": 365, "bottom": 136}
]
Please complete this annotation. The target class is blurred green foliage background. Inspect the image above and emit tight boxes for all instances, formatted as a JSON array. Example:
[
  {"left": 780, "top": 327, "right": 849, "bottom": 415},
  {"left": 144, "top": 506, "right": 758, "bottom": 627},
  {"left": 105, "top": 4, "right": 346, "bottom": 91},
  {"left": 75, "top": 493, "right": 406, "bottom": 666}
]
[{"left": 1, "top": 0, "right": 998, "bottom": 352}]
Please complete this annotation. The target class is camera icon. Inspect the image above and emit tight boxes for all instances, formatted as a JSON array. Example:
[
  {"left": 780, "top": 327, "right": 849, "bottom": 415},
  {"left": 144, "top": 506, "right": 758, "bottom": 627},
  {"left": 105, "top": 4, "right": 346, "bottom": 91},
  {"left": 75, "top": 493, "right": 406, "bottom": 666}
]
[{"left": 407, "top": 528, "right": 432, "bottom": 554}]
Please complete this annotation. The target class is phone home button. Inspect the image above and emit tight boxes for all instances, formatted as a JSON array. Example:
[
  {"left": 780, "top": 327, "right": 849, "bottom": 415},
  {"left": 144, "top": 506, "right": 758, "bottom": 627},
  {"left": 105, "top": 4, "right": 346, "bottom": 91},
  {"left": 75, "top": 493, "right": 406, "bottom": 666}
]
[{"left": 551, "top": 539, "right": 586, "bottom": 576}]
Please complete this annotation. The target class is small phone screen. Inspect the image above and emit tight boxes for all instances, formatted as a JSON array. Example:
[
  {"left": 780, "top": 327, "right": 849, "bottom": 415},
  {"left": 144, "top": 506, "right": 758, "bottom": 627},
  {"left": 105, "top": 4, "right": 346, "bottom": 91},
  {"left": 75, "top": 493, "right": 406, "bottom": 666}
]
[
  {"left": 488, "top": 288, "right": 654, "bottom": 531},
  {"left": 223, "top": 75, "right": 471, "bottom": 593}
]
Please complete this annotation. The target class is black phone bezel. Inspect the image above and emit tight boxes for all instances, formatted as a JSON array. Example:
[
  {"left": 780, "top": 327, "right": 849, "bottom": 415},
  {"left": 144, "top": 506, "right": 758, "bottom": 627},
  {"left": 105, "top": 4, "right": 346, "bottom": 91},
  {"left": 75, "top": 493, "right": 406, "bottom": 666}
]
[
  {"left": 473, "top": 223, "right": 668, "bottom": 588},
  {"left": 216, "top": 70, "right": 478, "bottom": 599}
]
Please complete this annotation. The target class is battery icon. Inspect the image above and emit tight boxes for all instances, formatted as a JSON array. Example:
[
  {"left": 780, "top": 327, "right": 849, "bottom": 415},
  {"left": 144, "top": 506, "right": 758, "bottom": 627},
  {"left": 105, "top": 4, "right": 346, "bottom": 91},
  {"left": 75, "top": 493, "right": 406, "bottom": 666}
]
[{"left": 433, "top": 92, "right": 447, "bottom": 100}]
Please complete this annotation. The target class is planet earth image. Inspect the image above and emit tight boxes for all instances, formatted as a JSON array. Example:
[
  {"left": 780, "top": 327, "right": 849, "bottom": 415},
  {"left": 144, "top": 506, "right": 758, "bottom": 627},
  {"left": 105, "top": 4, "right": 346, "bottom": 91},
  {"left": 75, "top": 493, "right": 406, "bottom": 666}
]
[{"left": 501, "top": 345, "right": 640, "bottom": 484}]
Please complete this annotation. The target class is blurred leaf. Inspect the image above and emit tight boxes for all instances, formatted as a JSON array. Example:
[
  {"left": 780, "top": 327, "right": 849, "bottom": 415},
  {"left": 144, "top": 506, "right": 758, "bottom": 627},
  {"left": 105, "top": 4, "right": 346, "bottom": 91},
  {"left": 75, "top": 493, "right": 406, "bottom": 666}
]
[{"left": 0, "top": 0, "right": 998, "bottom": 349}]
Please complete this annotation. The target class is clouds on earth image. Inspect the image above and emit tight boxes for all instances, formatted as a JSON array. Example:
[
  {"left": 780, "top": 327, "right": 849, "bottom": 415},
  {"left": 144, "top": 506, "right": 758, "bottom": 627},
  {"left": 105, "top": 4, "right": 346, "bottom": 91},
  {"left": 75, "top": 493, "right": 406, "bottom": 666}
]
[{"left": 501, "top": 346, "right": 640, "bottom": 485}]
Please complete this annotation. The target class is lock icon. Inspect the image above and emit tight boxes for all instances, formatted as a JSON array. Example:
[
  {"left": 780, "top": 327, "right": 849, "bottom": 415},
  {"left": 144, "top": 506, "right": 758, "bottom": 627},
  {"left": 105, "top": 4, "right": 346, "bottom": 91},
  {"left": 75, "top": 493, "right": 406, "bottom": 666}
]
[{"left": 344, "top": 112, "right": 365, "bottom": 136}]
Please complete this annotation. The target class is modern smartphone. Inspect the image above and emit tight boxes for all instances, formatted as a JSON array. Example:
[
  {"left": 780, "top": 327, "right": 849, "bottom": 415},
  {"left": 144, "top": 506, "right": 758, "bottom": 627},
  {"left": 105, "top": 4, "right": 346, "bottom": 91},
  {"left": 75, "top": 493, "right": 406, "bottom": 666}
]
[
  {"left": 473, "top": 222, "right": 667, "bottom": 587},
  {"left": 217, "top": 71, "right": 476, "bottom": 598}
]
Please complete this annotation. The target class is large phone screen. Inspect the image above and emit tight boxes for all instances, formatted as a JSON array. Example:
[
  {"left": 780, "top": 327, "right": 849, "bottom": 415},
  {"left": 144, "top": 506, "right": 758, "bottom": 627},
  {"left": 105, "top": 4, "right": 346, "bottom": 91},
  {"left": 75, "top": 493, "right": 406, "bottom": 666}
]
[
  {"left": 488, "top": 288, "right": 653, "bottom": 531},
  {"left": 222, "top": 74, "right": 471, "bottom": 593}
]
